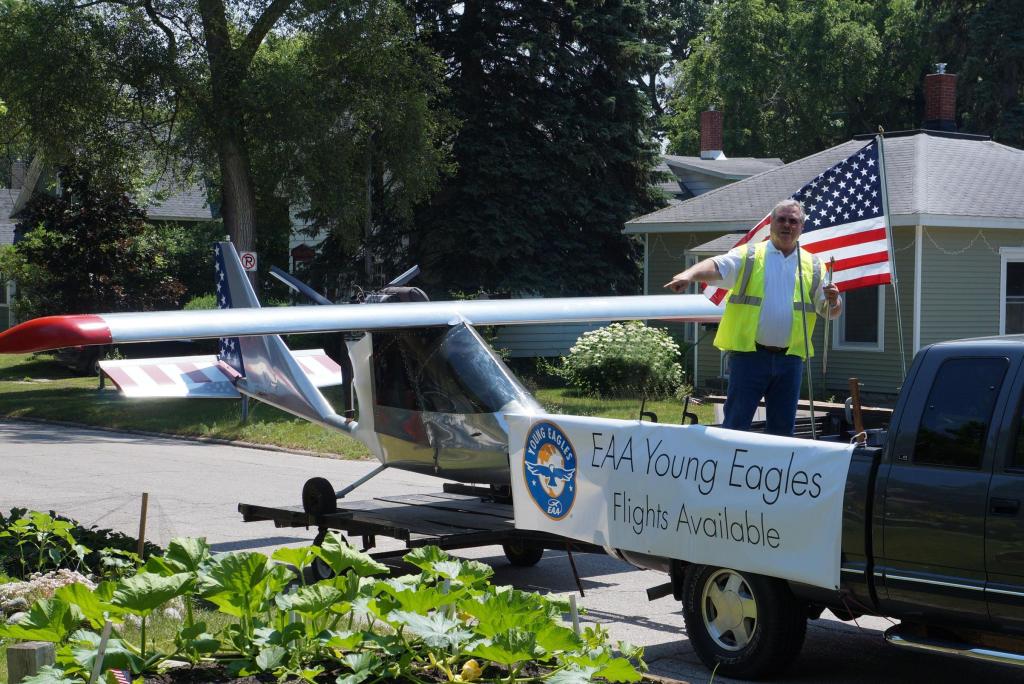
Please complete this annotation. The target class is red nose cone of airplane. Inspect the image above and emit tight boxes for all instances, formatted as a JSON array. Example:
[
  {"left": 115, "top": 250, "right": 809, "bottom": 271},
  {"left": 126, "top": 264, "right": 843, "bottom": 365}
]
[{"left": 0, "top": 315, "right": 112, "bottom": 353}]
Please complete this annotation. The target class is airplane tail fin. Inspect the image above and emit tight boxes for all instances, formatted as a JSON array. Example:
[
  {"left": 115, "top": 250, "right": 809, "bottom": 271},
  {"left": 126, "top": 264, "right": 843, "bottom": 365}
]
[
  {"left": 211, "top": 241, "right": 352, "bottom": 431},
  {"left": 214, "top": 241, "right": 259, "bottom": 375}
]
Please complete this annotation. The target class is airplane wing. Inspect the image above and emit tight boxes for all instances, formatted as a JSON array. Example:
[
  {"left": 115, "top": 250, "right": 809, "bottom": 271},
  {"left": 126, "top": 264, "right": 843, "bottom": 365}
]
[
  {"left": 0, "top": 294, "right": 723, "bottom": 354},
  {"left": 98, "top": 349, "right": 343, "bottom": 398}
]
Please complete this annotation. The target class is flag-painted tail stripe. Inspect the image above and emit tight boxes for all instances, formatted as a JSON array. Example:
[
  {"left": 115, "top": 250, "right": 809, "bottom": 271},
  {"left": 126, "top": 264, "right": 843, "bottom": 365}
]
[
  {"left": 97, "top": 349, "right": 343, "bottom": 398},
  {"left": 292, "top": 350, "right": 343, "bottom": 387},
  {"left": 180, "top": 362, "right": 215, "bottom": 384},
  {"left": 100, "top": 354, "right": 240, "bottom": 398}
]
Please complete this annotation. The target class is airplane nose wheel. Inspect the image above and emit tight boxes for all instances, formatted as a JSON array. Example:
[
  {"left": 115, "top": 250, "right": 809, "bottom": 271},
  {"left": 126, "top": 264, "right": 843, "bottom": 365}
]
[{"left": 302, "top": 477, "right": 338, "bottom": 516}]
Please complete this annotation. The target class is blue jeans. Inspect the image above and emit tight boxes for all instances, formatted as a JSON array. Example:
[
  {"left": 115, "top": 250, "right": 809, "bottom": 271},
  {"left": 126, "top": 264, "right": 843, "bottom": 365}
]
[{"left": 722, "top": 349, "right": 804, "bottom": 436}]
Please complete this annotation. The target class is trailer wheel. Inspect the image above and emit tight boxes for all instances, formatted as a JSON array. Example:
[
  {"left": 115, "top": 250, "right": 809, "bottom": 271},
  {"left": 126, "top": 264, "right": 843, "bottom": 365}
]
[
  {"left": 302, "top": 477, "right": 337, "bottom": 515},
  {"left": 682, "top": 565, "right": 806, "bottom": 679},
  {"left": 302, "top": 530, "right": 336, "bottom": 583},
  {"left": 502, "top": 541, "right": 544, "bottom": 567}
]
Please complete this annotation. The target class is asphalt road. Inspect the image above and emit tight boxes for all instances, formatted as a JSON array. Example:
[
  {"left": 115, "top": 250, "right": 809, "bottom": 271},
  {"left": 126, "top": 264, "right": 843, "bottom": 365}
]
[{"left": 1, "top": 419, "right": 1021, "bottom": 683}]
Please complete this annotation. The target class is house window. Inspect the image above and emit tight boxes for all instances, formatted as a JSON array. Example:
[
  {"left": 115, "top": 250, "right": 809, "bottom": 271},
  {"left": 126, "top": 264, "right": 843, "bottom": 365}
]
[
  {"left": 833, "top": 285, "right": 884, "bottom": 351},
  {"left": 1001, "top": 248, "right": 1024, "bottom": 334}
]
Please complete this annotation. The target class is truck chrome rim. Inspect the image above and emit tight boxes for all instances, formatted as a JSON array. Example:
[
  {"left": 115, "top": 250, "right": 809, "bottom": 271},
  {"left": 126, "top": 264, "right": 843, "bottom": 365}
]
[{"left": 701, "top": 569, "right": 758, "bottom": 651}]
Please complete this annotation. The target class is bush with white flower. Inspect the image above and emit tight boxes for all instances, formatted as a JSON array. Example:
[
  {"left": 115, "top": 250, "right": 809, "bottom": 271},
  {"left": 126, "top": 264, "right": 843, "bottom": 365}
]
[{"left": 559, "top": 321, "right": 685, "bottom": 397}]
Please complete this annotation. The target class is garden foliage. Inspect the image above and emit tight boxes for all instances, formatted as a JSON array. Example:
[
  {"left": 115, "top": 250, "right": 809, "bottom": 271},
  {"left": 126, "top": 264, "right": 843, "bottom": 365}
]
[
  {"left": 4, "top": 167, "right": 187, "bottom": 320},
  {"left": 558, "top": 322, "right": 684, "bottom": 398},
  {"left": 0, "top": 513, "right": 645, "bottom": 683},
  {"left": 0, "top": 509, "right": 160, "bottom": 582}
]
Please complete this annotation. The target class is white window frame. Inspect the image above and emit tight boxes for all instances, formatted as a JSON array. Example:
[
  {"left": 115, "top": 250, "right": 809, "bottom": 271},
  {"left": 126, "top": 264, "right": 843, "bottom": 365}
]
[
  {"left": 999, "top": 247, "right": 1024, "bottom": 335},
  {"left": 832, "top": 285, "right": 885, "bottom": 352}
]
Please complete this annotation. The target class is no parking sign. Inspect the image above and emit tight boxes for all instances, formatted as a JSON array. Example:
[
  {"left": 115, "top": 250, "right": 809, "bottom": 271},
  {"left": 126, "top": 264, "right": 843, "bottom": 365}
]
[{"left": 239, "top": 251, "right": 258, "bottom": 272}]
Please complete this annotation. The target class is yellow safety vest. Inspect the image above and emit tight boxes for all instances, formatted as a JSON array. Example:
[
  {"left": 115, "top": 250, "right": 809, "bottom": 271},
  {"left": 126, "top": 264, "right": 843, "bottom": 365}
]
[{"left": 713, "top": 242, "right": 824, "bottom": 359}]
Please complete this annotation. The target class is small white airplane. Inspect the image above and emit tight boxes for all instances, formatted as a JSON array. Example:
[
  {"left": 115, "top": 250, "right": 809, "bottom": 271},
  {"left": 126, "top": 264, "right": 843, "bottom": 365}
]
[{"left": 0, "top": 242, "right": 722, "bottom": 511}]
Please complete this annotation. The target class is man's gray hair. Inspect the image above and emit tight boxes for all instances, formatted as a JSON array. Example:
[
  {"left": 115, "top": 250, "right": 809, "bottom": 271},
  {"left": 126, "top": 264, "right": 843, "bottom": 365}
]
[{"left": 771, "top": 198, "right": 806, "bottom": 222}]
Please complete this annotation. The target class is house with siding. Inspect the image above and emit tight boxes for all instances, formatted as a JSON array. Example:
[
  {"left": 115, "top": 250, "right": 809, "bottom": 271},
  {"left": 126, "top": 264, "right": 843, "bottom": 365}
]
[
  {"left": 0, "top": 157, "right": 213, "bottom": 330},
  {"left": 490, "top": 111, "right": 782, "bottom": 358},
  {"left": 625, "top": 70, "right": 1024, "bottom": 398}
]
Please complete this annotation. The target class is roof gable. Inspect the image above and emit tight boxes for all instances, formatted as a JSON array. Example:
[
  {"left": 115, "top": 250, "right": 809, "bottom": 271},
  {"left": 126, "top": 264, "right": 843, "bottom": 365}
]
[
  {"left": 663, "top": 155, "right": 784, "bottom": 180},
  {"left": 628, "top": 131, "right": 1024, "bottom": 231}
]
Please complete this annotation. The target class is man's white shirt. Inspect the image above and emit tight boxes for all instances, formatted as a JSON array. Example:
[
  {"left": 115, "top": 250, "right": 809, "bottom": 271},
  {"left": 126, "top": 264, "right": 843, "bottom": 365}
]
[{"left": 711, "top": 242, "right": 838, "bottom": 348}]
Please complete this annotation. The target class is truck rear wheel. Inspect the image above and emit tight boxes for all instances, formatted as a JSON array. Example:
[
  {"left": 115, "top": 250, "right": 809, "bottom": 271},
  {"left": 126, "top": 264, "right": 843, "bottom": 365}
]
[{"left": 682, "top": 565, "right": 807, "bottom": 679}]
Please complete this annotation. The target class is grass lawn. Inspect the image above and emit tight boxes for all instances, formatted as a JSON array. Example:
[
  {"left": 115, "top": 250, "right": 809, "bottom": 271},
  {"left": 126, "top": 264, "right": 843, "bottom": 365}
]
[
  {"left": 0, "top": 353, "right": 371, "bottom": 458},
  {"left": 0, "top": 353, "right": 716, "bottom": 456},
  {"left": 535, "top": 387, "right": 716, "bottom": 424}
]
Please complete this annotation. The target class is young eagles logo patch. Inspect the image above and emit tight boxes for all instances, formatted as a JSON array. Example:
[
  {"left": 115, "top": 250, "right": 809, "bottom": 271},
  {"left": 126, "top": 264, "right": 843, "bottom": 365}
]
[{"left": 523, "top": 421, "right": 577, "bottom": 520}]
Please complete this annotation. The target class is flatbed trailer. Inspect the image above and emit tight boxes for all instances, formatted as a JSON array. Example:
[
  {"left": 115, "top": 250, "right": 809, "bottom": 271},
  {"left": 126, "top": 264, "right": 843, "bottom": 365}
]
[{"left": 237, "top": 482, "right": 605, "bottom": 567}]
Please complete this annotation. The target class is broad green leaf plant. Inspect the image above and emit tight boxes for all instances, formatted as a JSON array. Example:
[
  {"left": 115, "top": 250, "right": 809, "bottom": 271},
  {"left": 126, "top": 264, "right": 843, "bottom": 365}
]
[{"left": 0, "top": 531, "right": 646, "bottom": 682}]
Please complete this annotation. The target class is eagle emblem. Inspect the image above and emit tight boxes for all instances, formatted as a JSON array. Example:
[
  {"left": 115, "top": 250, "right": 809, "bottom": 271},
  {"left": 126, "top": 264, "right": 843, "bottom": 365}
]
[{"left": 523, "top": 421, "right": 577, "bottom": 520}]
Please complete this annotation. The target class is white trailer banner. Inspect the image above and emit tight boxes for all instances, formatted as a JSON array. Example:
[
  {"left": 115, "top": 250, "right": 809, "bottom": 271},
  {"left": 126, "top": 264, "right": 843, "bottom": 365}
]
[{"left": 507, "top": 414, "right": 855, "bottom": 590}]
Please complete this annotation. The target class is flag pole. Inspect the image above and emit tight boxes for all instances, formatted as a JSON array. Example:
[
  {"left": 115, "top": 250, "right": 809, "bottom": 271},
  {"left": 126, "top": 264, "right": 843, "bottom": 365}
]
[
  {"left": 797, "top": 246, "right": 817, "bottom": 440},
  {"left": 875, "top": 132, "right": 908, "bottom": 380}
]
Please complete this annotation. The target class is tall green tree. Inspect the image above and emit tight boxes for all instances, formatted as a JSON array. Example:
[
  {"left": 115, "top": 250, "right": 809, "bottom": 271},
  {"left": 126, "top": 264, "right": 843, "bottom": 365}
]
[
  {"left": 926, "top": 0, "right": 1024, "bottom": 146},
  {"left": 409, "top": 0, "right": 663, "bottom": 297},
  {"left": 665, "top": 0, "right": 926, "bottom": 160},
  {"left": 635, "top": 0, "right": 712, "bottom": 132},
  {"left": 0, "top": 0, "right": 451, "bottom": 263},
  {"left": 242, "top": 2, "right": 453, "bottom": 291}
]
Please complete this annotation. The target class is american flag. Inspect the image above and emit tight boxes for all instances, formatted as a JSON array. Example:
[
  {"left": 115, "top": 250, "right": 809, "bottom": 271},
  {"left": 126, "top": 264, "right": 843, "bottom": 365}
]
[
  {"left": 214, "top": 243, "right": 245, "bottom": 375},
  {"left": 704, "top": 140, "right": 891, "bottom": 305}
]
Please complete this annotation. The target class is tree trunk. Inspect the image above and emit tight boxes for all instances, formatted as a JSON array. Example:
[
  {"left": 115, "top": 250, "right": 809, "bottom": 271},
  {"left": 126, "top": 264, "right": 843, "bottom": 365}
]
[
  {"left": 218, "top": 133, "right": 257, "bottom": 252},
  {"left": 197, "top": 0, "right": 259, "bottom": 254}
]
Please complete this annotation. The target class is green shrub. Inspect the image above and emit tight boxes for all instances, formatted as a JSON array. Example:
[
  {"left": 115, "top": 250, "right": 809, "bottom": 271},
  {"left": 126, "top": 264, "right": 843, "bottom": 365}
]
[
  {"left": 558, "top": 321, "right": 684, "bottom": 398},
  {"left": 0, "top": 509, "right": 161, "bottom": 580},
  {"left": 183, "top": 293, "right": 217, "bottom": 310}
]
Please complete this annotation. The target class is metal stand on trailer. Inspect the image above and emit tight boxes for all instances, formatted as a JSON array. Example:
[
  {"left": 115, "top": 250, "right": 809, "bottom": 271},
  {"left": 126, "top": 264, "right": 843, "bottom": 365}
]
[{"left": 238, "top": 480, "right": 603, "bottom": 592}]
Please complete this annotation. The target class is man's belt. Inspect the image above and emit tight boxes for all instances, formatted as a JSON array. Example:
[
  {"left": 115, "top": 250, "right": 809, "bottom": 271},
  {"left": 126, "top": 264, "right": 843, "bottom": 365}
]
[{"left": 755, "top": 343, "right": 789, "bottom": 354}]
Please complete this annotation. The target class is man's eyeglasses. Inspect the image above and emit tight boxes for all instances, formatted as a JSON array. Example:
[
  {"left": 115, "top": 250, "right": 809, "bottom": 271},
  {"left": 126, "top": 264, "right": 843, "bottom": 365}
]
[{"left": 774, "top": 216, "right": 801, "bottom": 226}]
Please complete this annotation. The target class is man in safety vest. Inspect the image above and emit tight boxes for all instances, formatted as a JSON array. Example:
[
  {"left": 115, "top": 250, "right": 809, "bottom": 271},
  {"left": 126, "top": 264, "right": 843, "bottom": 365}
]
[{"left": 664, "top": 199, "right": 842, "bottom": 436}]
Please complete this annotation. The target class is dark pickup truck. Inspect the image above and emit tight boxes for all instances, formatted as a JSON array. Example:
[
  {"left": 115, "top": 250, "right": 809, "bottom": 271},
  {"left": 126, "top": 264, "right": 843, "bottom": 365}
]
[{"left": 621, "top": 336, "right": 1024, "bottom": 679}]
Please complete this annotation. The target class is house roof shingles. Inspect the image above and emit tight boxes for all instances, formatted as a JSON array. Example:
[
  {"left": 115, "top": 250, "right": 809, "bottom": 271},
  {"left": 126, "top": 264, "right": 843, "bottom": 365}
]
[
  {"left": 0, "top": 179, "right": 211, "bottom": 247},
  {"left": 664, "top": 155, "right": 784, "bottom": 179},
  {"left": 627, "top": 132, "right": 1024, "bottom": 231},
  {"left": 146, "top": 178, "right": 212, "bottom": 222}
]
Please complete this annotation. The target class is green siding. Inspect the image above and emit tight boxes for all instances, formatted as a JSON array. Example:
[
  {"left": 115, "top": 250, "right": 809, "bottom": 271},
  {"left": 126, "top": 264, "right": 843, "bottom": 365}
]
[
  {"left": 490, "top": 322, "right": 606, "bottom": 358},
  {"left": 919, "top": 226, "right": 1012, "bottom": 346}
]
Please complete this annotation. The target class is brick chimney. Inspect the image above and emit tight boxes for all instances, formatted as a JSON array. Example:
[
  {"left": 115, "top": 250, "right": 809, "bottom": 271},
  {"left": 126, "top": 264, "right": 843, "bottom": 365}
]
[
  {"left": 924, "top": 63, "right": 957, "bottom": 132},
  {"left": 700, "top": 107, "right": 725, "bottom": 160}
]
